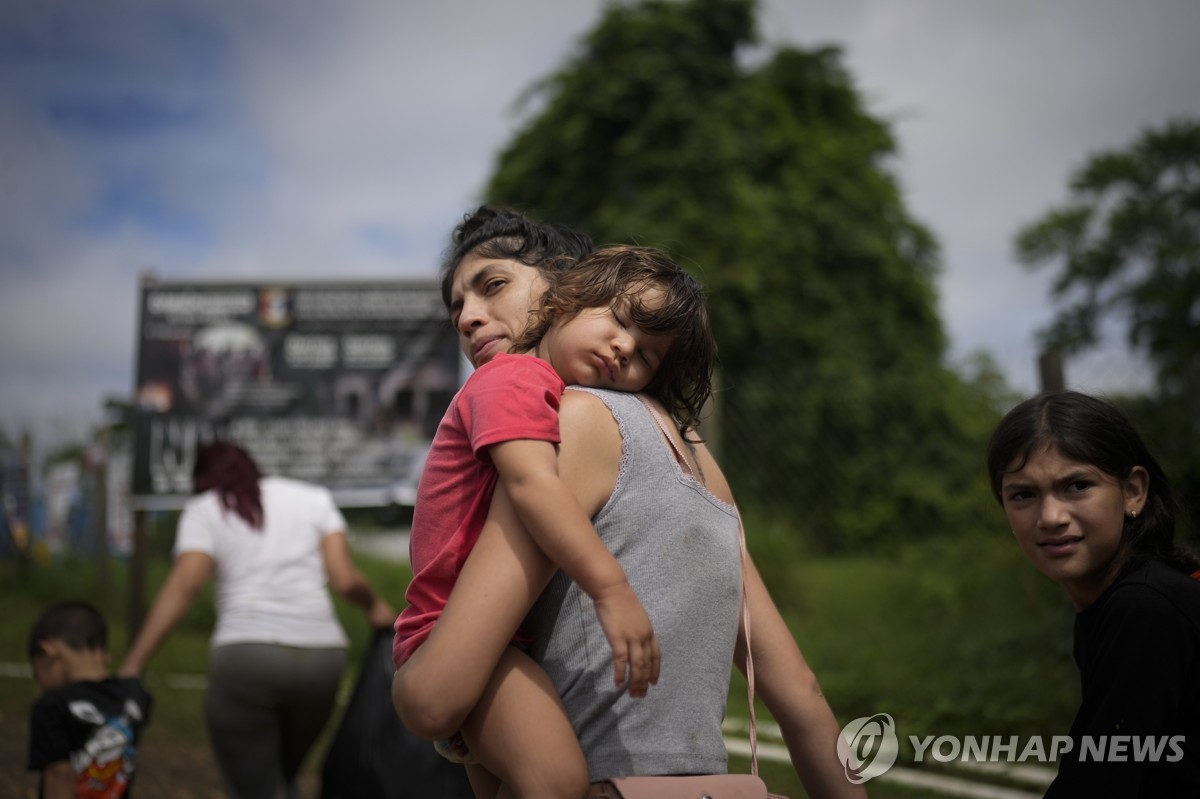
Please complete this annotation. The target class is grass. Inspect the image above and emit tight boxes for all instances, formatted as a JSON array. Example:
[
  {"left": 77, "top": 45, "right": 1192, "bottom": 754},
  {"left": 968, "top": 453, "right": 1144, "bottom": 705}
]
[
  {"left": 727, "top": 530, "right": 1078, "bottom": 798},
  {"left": 1, "top": 538, "right": 411, "bottom": 753},
  {"left": 2, "top": 526, "right": 1078, "bottom": 799}
]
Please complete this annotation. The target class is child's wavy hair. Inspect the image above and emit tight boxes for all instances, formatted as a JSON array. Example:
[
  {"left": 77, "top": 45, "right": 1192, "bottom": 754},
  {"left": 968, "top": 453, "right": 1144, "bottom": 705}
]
[
  {"left": 193, "top": 441, "right": 265, "bottom": 530},
  {"left": 512, "top": 245, "right": 716, "bottom": 433}
]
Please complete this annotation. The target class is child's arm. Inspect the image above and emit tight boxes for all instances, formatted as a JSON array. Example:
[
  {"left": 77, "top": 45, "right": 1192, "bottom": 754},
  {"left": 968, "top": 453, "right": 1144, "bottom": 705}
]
[
  {"left": 394, "top": 485, "right": 558, "bottom": 739},
  {"left": 40, "top": 761, "right": 74, "bottom": 799},
  {"left": 489, "top": 439, "right": 661, "bottom": 696}
]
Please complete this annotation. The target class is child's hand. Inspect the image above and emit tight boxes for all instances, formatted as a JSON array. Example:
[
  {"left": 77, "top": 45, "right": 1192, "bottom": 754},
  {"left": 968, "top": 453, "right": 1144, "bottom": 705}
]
[{"left": 592, "top": 582, "right": 661, "bottom": 697}]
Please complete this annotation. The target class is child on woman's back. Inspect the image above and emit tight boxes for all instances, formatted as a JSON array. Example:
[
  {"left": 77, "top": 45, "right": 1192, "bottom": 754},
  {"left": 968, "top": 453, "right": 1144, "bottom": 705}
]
[{"left": 393, "top": 245, "right": 715, "bottom": 797}]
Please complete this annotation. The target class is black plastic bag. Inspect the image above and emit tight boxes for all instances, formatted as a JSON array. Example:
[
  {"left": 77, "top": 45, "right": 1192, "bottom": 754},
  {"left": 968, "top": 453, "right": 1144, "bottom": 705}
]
[{"left": 320, "top": 629, "right": 474, "bottom": 799}]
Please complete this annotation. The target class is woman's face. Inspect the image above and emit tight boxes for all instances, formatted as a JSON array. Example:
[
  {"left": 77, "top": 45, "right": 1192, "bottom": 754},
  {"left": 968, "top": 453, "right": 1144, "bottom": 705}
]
[
  {"left": 999, "top": 444, "right": 1147, "bottom": 610},
  {"left": 448, "top": 253, "right": 548, "bottom": 367}
]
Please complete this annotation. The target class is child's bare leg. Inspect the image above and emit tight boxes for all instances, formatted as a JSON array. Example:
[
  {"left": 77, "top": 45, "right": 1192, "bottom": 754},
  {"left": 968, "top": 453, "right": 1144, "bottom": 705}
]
[
  {"left": 462, "top": 646, "right": 589, "bottom": 799},
  {"left": 394, "top": 486, "right": 557, "bottom": 739},
  {"left": 464, "top": 764, "right": 502, "bottom": 799}
]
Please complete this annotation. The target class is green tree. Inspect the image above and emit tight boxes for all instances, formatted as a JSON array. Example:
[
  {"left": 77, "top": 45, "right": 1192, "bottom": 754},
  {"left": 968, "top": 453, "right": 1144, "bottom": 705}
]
[
  {"left": 1015, "top": 118, "right": 1200, "bottom": 403},
  {"left": 1015, "top": 118, "right": 1200, "bottom": 542},
  {"left": 486, "top": 0, "right": 1000, "bottom": 551}
]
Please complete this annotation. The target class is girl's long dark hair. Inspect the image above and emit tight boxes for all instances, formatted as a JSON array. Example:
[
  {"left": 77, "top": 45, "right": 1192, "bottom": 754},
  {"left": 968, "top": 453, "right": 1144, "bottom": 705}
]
[
  {"left": 986, "top": 391, "right": 1198, "bottom": 575},
  {"left": 192, "top": 442, "right": 264, "bottom": 530}
]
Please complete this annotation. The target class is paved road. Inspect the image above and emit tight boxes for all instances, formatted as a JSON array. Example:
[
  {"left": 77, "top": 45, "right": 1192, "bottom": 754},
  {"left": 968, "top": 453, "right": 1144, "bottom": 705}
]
[{"left": 350, "top": 528, "right": 410, "bottom": 564}]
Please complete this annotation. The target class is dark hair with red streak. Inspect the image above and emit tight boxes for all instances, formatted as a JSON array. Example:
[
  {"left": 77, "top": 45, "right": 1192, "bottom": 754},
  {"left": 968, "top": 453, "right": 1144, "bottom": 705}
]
[{"left": 192, "top": 442, "right": 264, "bottom": 530}]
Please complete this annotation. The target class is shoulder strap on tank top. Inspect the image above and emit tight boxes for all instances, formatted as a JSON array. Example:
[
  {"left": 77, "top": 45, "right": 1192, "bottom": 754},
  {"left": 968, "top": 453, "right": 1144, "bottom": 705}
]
[{"left": 634, "top": 394, "right": 763, "bottom": 777}]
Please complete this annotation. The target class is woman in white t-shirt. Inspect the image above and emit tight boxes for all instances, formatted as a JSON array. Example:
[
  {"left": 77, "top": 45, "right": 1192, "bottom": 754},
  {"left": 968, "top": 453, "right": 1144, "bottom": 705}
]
[{"left": 119, "top": 442, "right": 395, "bottom": 799}]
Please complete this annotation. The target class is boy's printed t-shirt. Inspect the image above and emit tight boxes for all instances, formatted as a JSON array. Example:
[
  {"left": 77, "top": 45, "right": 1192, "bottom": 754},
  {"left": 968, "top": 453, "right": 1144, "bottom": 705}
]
[{"left": 28, "top": 677, "right": 153, "bottom": 798}]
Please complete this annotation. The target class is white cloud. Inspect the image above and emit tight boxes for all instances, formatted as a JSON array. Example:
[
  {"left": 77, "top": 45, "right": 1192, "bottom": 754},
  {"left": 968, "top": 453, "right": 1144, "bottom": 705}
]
[
  {"left": 1, "top": 0, "right": 1197, "bottom": 453},
  {"left": 796, "top": 0, "right": 1200, "bottom": 392}
]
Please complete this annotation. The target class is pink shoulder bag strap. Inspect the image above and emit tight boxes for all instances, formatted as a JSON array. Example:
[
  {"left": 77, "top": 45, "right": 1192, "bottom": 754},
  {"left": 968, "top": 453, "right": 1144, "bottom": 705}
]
[{"left": 592, "top": 396, "right": 787, "bottom": 799}]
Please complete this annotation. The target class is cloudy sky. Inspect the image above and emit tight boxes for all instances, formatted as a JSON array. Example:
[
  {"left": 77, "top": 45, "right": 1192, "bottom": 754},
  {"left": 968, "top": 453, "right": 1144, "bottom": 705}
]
[{"left": 2, "top": 0, "right": 1198, "bottom": 453}]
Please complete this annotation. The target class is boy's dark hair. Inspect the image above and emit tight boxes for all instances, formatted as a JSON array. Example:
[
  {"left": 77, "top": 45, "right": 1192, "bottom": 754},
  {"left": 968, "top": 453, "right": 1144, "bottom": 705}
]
[
  {"left": 986, "top": 390, "right": 1198, "bottom": 575},
  {"left": 439, "top": 205, "right": 593, "bottom": 309},
  {"left": 513, "top": 245, "right": 716, "bottom": 433},
  {"left": 28, "top": 600, "right": 108, "bottom": 660}
]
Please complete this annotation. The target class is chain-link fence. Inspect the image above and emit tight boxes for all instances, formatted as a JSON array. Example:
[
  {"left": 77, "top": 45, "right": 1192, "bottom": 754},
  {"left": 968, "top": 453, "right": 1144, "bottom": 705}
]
[{"left": 3, "top": 345, "right": 1191, "bottom": 565}]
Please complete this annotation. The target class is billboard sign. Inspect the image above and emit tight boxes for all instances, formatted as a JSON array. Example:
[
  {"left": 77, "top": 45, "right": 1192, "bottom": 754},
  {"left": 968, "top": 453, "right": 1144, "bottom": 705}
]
[{"left": 132, "top": 279, "right": 459, "bottom": 509}]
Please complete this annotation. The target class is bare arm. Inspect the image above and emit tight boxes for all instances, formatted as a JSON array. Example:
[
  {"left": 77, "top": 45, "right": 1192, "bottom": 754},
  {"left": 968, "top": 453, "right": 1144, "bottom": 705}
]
[
  {"left": 393, "top": 486, "right": 557, "bottom": 738},
  {"left": 393, "top": 390, "right": 631, "bottom": 738},
  {"left": 117, "top": 551, "right": 213, "bottom": 678},
  {"left": 40, "top": 761, "right": 74, "bottom": 799},
  {"left": 489, "top": 430, "right": 659, "bottom": 694},
  {"left": 678, "top": 427, "right": 863, "bottom": 797},
  {"left": 321, "top": 531, "right": 395, "bottom": 629},
  {"left": 489, "top": 439, "right": 629, "bottom": 600},
  {"left": 735, "top": 555, "right": 867, "bottom": 799}
]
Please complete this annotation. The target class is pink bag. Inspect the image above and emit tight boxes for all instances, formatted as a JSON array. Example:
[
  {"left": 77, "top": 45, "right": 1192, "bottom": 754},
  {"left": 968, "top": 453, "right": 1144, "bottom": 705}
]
[{"left": 599, "top": 773, "right": 770, "bottom": 798}]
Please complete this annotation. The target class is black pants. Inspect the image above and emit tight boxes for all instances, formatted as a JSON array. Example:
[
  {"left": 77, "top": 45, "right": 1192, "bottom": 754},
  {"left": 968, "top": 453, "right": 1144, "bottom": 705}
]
[{"left": 205, "top": 643, "right": 346, "bottom": 799}]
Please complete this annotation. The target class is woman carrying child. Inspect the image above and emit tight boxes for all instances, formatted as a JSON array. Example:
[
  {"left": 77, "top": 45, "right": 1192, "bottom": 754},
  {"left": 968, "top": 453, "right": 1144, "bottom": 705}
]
[
  {"left": 986, "top": 390, "right": 1200, "bottom": 796},
  {"left": 393, "top": 206, "right": 862, "bottom": 799},
  {"left": 394, "top": 242, "right": 711, "bottom": 795}
]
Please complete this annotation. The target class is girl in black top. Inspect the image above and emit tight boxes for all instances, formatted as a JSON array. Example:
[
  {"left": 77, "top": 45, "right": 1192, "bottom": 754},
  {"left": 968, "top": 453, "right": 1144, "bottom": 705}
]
[{"left": 987, "top": 391, "right": 1200, "bottom": 797}]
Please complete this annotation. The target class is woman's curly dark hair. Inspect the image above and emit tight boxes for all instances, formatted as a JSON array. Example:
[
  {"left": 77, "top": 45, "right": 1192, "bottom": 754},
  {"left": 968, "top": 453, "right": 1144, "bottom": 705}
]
[{"left": 439, "top": 205, "right": 593, "bottom": 310}]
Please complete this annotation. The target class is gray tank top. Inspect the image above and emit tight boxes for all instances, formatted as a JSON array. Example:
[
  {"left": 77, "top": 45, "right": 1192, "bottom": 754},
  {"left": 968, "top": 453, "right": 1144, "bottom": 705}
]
[{"left": 525, "top": 388, "right": 742, "bottom": 780}]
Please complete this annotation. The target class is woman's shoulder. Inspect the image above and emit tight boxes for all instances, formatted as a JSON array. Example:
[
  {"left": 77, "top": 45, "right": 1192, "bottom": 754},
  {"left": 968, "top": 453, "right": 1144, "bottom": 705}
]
[
  {"left": 181, "top": 488, "right": 220, "bottom": 515},
  {"left": 559, "top": 388, "right": 622, "bottom": 435},
  {"left": 556, "top": 390, "right": 623, "bottom": 517},
  {"left": 260, "top": 475, "right": 332, "bottom": 502},
  {"left": 559, "top": 388, "right": 659, "bottom": 443},
  {"left": 562, "top": 385, "right": 634, "bottom": 410}
]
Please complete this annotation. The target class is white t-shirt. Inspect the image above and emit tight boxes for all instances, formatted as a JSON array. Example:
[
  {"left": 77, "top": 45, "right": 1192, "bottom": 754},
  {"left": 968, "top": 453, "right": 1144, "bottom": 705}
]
[{"left": 174, "top": 476, "right": 350, "bottom": 649}]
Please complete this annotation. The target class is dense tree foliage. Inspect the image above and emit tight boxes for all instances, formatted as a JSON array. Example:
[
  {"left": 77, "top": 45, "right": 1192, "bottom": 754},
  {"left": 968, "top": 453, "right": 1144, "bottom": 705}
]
[
  {"left": 1016, "top": 118, "right": 1200, "bottom": 403},
  {"left": 485, "top": 0, "right": 1001, "bottom": 550},
  {"left": 1016, "top": 119, "right": 1200, "bottom": 541}
]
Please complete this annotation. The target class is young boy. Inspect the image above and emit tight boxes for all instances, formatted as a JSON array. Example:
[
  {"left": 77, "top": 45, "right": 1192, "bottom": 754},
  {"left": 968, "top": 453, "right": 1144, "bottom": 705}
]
[{"left": 27, "top": 600, "right": 153, "bottom": 799}]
